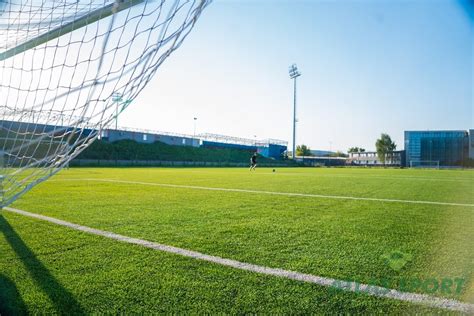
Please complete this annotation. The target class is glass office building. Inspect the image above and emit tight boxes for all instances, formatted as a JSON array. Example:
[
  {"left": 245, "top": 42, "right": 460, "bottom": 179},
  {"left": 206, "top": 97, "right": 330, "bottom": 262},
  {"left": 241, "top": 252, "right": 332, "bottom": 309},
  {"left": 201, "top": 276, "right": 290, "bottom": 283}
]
[{"left": 404, "top": 131, "right": 469, "bottom": 167}]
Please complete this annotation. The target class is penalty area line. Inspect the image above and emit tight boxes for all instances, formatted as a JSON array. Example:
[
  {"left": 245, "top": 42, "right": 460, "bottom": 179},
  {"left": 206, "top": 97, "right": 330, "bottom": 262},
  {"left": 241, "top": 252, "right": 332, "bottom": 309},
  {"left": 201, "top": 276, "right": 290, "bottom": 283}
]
[
  {"left": 2, "top": 206, "right": 473, "bottom": 313},
  {"left": 57, "top": 178, "right": 474, "bottom": 208}
]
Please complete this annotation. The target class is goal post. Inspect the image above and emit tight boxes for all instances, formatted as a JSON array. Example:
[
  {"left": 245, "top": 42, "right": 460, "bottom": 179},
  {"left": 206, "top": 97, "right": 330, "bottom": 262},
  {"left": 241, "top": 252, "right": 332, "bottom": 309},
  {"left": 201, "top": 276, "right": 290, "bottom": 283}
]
[
  {"left": 0, "top": 0, "right": 211, "bottom": 207},
  {"left": 409, "top": 160, "right": 440, "bottom": 169}
]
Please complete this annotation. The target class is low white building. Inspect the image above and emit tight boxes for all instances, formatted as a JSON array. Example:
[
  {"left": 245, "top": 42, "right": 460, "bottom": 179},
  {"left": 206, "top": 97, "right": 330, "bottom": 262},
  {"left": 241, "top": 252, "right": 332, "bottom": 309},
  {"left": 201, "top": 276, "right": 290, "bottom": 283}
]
[{"left": 348, "top": 151, "right": 404, "bottom": 166}]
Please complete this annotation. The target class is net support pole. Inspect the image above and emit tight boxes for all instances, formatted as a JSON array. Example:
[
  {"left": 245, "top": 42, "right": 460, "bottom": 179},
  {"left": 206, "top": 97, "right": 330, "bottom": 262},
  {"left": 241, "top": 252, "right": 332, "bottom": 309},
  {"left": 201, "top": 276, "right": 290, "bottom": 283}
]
[
  {"left": 0, "top": 150, "right": 4, "bottom": 207},
  {"left": 292, "top": 77, "right": 297, "bottom": 159},
  {"left": 0, "top": 0, "right": 145, "bottom": 61}
]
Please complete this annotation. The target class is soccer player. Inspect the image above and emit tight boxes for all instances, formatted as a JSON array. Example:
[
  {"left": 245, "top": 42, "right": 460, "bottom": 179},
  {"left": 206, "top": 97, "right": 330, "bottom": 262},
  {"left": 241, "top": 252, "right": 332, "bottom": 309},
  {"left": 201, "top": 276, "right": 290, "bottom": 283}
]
[{"left": 250, "top": 152, "right": 257, "bottom": 171}]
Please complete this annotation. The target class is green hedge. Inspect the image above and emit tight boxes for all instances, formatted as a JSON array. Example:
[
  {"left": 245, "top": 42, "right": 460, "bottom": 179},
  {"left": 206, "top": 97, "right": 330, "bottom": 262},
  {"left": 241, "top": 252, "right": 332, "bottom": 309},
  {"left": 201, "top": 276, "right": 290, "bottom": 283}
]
[{"left": 76, "top": 139, "right": 278, "bottom": 163}]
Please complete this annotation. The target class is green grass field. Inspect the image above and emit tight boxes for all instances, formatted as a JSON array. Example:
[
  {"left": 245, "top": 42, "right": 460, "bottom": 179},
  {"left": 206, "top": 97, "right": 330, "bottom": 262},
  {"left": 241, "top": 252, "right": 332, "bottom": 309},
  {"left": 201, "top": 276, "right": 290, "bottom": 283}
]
[{"left": 1, "top": 167, "right": 473, "bottom": 314}]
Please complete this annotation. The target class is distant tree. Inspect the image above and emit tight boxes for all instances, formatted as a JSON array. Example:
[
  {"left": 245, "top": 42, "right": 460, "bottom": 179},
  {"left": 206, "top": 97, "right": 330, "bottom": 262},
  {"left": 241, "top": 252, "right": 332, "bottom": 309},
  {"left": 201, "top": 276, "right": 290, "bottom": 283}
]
[
  {"left": 375, "top": 133, "right": 396, "bottom": 166},
  {"left": 296, "top": 144, "right": 312, "bottom": 156},
  {"left": 348, "top": 147, "right": 366, "bottom": 153},
  {"left": 330, "top": 151, "right": 349, "bottom": 158}
]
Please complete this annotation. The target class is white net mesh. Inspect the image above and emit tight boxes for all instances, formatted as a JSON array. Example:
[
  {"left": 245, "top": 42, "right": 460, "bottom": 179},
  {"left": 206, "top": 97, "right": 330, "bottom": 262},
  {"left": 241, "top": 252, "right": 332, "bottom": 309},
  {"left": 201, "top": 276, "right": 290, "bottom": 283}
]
[{"left": 0, "top": 0, "right": 210, "bottom": 206}]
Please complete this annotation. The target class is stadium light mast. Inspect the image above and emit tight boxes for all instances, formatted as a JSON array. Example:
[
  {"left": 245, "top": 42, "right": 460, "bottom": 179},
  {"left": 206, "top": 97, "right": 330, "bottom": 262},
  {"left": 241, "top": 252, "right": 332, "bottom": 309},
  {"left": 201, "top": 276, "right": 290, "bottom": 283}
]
[
  {"left": 111, "top": 93, "right": 132, "bottom": 130},
  {"left": 193, "top": 117, "right": 197, "bottom": 141},
  {"left": 112, "top": 93, "right": 123, "bottom": 130},
  {"left": 289, "top": 64, "right": 301, "bottom": 159}
]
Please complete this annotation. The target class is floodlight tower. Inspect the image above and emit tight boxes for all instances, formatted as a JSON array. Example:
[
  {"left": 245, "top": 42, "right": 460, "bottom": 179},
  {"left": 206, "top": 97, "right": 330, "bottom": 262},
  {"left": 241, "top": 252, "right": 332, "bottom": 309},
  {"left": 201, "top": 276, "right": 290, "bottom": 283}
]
[
  {"left": 193, "top": 117, "right": 198, "bottom": 140},
  {"left": 111, "top": 93, "right": 132, "bottom": 130},
  {"left": 112, "top": 93, "right": 123, "bottom": 130},
  {"left": 289, "top": 64, "right": 301, "bottom": 159}
]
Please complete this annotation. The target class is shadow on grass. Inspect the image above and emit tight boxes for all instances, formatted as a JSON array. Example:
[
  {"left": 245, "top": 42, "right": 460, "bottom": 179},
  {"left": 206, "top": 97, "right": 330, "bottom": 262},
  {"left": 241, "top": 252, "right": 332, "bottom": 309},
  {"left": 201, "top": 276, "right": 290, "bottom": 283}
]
[
  {"left": 0, "top": 215, "right": 85, "bottom": 314},
  {"left": 0, "top": 274, "right": 27, "bottom": 315}
]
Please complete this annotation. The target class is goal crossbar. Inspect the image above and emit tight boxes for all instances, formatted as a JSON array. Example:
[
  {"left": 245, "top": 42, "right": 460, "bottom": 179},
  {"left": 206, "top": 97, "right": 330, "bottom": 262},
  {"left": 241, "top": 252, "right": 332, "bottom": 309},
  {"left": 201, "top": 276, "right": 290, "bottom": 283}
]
[
  {"left": 409, "top": 160, "right": 440, "bottom": 168},
  {"left": 0, "top": 0, "right": 145, "bottom": 61}
]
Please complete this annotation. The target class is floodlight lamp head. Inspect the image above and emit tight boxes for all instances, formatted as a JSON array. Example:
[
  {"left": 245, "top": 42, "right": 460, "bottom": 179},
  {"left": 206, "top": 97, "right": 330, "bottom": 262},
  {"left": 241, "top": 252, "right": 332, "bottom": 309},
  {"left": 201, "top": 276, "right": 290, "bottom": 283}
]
[
  {"left": 289, "top": 64, "right": 301, "bottom": 79},
  {"left": 112, "top": 92, "right": 123, "bottom": 102}
]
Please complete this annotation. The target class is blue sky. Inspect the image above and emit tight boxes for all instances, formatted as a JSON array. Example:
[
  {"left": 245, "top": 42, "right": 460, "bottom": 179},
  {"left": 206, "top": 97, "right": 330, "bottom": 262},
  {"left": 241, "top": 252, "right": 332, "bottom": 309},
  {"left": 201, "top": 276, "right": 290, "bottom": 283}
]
[{"left": 120, "top": 0, "right": 473, "bottom": 152}]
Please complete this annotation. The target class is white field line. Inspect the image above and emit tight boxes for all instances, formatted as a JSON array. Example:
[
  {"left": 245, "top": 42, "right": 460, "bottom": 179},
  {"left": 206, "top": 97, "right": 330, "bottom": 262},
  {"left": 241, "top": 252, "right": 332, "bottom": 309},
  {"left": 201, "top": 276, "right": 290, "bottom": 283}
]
[
  {"left": 170, "top": 170, "right": 474, "bottom": 183},
  {"left": 257, "top": 173, "right": 474, "bottom": 183},
  {"left": 3, "top": 206, "right": 473, "bottom": 313},
  {"left": 57, "top": 178, "right": 474, "bottom": 208}
]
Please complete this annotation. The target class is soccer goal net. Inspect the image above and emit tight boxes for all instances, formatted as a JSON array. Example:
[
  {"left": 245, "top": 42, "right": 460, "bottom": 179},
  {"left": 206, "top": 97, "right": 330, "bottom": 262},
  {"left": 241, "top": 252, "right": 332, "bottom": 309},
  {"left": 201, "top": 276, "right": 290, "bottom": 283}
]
[
  {"left": 409, "top": 160, "right": 440, "bottom": 169},
  {"left": 0, "top": 0, "right": 210, "bottom": 206}
]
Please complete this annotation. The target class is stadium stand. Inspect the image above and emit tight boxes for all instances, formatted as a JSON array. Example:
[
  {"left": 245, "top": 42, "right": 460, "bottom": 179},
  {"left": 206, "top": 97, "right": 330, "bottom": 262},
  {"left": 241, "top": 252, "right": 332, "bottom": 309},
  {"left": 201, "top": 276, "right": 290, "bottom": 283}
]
[
  {"left": 74, "top": 139, "right": 294, "bottom": 166},
  {"left": 1, "top": 120, "right": 290, "bottom": 166}
]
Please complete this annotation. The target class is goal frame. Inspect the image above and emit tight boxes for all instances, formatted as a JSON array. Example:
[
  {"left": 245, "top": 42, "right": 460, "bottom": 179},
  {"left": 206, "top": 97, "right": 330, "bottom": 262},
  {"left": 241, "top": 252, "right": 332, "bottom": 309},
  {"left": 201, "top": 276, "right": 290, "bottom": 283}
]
[
  {"left": 0, "top": 0, "right": 145, "bottom": 61},
  {"left": 0, "top": 0, "right": 211, "bottom": 207},
  {"left": 409, "top": 160, "right": 440, "bottom": 169}
]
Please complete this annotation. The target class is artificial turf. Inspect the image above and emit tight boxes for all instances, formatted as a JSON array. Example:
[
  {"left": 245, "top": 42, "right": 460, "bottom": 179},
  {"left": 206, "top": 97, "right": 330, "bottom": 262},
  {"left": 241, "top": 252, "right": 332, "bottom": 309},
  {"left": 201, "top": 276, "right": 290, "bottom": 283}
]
[{"left": 1, "top": 167, "right": 473, "bottom": 314}]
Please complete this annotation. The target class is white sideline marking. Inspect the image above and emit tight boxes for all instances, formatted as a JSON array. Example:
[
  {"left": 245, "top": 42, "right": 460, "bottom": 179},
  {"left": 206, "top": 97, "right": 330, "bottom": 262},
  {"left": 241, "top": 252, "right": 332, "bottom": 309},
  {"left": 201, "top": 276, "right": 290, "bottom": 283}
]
[
  {"left": 176, "top": 170, "right": 474, "bottom": 183},
  {"left": 131, "top": 169, "right": 474, "bottom": 182},
  {"left": 3, "top": 206, "right": 473, "bottom": 313},
  {"left": 261, "top": 173, "right": 474, "bottom": 183},
  {"left": 58, "top": 178, "right": 474, "bottom": 208}
]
